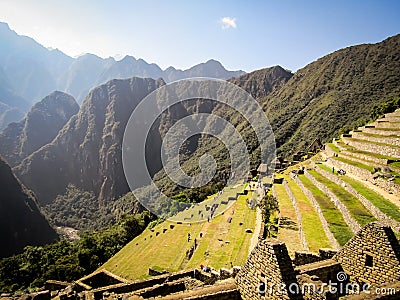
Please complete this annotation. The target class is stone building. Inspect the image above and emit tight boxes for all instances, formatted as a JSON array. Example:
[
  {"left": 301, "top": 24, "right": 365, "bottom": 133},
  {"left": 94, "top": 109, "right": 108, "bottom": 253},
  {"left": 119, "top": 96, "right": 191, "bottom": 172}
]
[{"left": 41, "top": 222, "right": 400, "bottom": 299}]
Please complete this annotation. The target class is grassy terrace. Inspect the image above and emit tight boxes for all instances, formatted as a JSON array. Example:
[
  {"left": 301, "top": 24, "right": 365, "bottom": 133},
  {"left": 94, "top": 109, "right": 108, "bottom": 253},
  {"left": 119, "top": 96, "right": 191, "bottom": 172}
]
[
  {"left": 283, "top": 176, "right": 331, "bottom": 251},
  {"left": 185, "top": 194, "right": 256, "bottom": 270},
  {"left": 326, "top": 143, "right": 340, "bottom": 153},
  {"left": 356, "top": 132, "right": 400, "bottom": 138},
  {"left": 101, "top": 194, "right": 256, "bottom": 280},
  {"left": 298, "top": 175, "right": 353, "bottom": 246},
  {"left": 347, "top": 137, "right": 400, "bottom": 149},
  {"left": 318, "top": 164, "right": 400, "bottom": 221},
  {"left": 273, "top": 182, "right": 303, "bottom": 255},
  {"left": 308, "top": 170, "right": 376, "bottom": 226},
  {"left": 333, "top": 156, "right": 374, "bottom": 172},
  {"left": 340, "top": 139, "right": 399, "bottom": 160}
]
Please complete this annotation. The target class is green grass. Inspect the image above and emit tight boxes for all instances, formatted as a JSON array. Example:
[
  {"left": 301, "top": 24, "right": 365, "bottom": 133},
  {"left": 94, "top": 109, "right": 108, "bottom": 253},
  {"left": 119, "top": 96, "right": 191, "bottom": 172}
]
[
  {"left": 327, "top": 143, "right": 340, "bottom": 153},
  {"left": 298, "top": 175, "right": 353, "bottom": 246},
  {"left": 100, "top": 193, "right": 257, "bottom": 279},
  {"left": 333, "top": 156, "right": 374, "bottom": 172},
  {"left": 338, "top": 176, "right": 400, "bottom": 222},
  {"left": 308, "top": 170, "right": 376, "bottom": 226},
  {"left": 318, "top": 163, "right": 400, "bottom": 221},
  {"left": 274, "top": 183, "right": 303, "bottom": 254},
  {"left": 283, "top": 176, "right": 331, "bottom": 251}
]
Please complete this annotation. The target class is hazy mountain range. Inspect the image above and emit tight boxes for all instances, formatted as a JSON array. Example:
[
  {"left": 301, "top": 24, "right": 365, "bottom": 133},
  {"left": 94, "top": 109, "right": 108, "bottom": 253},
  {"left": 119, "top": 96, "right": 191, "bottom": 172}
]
[{"left": 0, "top": 22, "right": 244, "bottom": 128}]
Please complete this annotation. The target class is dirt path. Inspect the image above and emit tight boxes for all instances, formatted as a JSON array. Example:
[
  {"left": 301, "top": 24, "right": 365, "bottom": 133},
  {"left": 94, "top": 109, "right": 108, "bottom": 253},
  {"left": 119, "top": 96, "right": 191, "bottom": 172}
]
[{"left": 249, "top": 207, "right": 262, "bottom": 255}]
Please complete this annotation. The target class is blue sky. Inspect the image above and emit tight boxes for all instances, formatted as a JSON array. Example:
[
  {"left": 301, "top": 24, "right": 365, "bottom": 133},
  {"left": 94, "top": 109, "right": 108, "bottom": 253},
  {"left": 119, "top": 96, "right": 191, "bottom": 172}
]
[{"left": 0, "top": 0, "right": 399, "bottom": 72}]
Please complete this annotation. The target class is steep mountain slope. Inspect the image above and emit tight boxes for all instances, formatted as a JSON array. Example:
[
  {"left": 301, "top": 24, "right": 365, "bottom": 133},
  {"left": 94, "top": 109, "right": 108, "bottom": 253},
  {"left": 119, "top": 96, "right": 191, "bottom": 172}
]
[
  {"left": 0, "top": 91, "right": 79, "bottom": 167},
  {"left": 0, "top": 157, "right": 58, "bottom": 258},
  {"left": 263, "top": 34, "right": 400, "bottom": 157},
  {"left": 15, "top": 77, "right": 165, "bottom": 205},
  {"left": 229, "top": 65, "right": 293, "bottom": 99}
]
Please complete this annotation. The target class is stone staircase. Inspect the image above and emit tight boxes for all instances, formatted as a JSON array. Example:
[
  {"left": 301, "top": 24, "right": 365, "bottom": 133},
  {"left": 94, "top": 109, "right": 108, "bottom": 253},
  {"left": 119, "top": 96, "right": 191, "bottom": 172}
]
[{"left": 273, "top": 108, "right": 400, "bottom": 254}]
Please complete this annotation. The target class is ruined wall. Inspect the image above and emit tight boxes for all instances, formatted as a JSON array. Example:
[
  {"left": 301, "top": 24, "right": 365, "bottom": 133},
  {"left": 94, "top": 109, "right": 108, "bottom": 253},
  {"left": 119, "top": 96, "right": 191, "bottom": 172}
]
[
  {"left": 236, "top": 238, "right": 302, "bottom": 300},
  {"left": 333, "top": 223, "right": 400, "bottom": 286}
]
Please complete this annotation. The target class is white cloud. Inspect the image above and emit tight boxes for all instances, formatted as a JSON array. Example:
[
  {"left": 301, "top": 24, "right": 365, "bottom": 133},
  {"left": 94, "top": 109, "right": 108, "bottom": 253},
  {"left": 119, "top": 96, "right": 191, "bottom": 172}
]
[{"left": 220, "top": 17, "right": 237, "bottom": 29}]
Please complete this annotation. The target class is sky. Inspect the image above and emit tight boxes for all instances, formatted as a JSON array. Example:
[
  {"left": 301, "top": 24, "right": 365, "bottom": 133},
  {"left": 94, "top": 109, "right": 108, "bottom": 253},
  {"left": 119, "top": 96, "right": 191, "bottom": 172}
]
[{"left": 0, "top": 0, "right": 399, "bottom": 72}]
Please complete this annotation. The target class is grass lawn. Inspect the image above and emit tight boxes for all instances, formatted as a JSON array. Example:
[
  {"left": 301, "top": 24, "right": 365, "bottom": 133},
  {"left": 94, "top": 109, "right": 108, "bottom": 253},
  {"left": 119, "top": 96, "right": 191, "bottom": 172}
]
[
  {"left": 298, "top": 175, "right": 353, "bottom": 246},
  {"left": 308, "top": 170, "right": 376, "bottom": 226},
  {"left": 283, "top": 175, "right": 331, "bottom": 251},
  {"left": 185, "top": 194, "right": 256, "bottom": 270},
  {"left": 273, "top": 183, "right": 303, "bottom": 255},
  {"left": 101, "top": 193, "right": 256, "bottom": 280}
]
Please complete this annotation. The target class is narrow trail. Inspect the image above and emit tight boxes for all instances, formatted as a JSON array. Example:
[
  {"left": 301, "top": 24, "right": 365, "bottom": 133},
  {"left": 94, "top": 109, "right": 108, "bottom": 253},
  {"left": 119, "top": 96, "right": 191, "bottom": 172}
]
[{"left": 249, "top": 207, "right": 262, "bottom": 255}]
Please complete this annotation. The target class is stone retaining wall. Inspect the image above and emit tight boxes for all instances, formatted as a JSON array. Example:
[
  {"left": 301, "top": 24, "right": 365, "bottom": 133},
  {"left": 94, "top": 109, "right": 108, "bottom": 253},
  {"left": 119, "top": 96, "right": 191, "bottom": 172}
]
[
  {"left": 283, "top": 179, "right": 309, "bottom": 251},
  {"left": 341, "top": 150, "right": 389, "bottom": 165},
  {"left": 372, "top": 120, "right": 400, "bottom": 129},
  {"left": 351, "top": 132, "right": 400, "bottom": 147},
  {"left": 313, "top": 164, "right": 400, "bottom": 233},
  {"left": 362, "top": 127, "right": 400, "bottom": 136},
  {"left": 323, "top": 144, "right": 337, "bottom": 158},
  {"left": 342, "top": 136, "right": 400, "bottom": 158},
  {"left": 327, "top": 158, "right": 400, "bottom": 197},
  {"left": 290, "top": 173, "right": 340, "bottom": 250},
  {"left": 304, "top": 171, "right": 361, "bottom": 233},
  {"left": 333, "top": 139, "right": 347, "bottom": 151}
]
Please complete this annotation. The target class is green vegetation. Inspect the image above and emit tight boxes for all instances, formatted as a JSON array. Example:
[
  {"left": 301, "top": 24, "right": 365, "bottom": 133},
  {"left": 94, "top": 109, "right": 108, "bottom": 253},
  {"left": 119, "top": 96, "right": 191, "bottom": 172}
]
[
  {"left": 0, "top": 213, "right": 151, "bottom": 293},
  {"left": 308, "top": 170, "right": 376, "bottom": 226},
  {"left": 102, "top": 194, "right": 257, "bottom": 280},
  {"left": 273, "top": 183, "right": 303, "bottom": 254},
  {"left": 284, "top": 177, "right": 331, "bottom": 251},
  {"left": 326, "top": 143, "right": 340, "bottom": 153},
  {"left": 370, "top": 97, "right": 400, "bottom": 121},
  {"left": 298, "top": 175, "right": 353, "bottom": 246},
  {"left": 339, "top": 176, "right": 400, "bottom": 222}
]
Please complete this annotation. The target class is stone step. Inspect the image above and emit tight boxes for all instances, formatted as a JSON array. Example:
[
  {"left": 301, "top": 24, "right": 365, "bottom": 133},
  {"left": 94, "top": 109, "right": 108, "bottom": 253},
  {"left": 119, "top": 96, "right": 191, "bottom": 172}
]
[
  {"left": 340, "top": 149, "right": 390, "bottom": 165},
  {"left": 341, "top": 136, "right": 400, "bottom": 158},
  {"left": 371, "top": 120, "right": 400, "bottom": 129},
  {"left": 351, "top": 131, "right": 400, "bottom": 147},
  {"left": 385, "top": 109, "right": 400, "bottom": 118},
  {"left": 381, "top": 116, "right": 400, "bottom": 122},
  {"left": 361, "top": 127, "right": 400, "bottom": 136}
]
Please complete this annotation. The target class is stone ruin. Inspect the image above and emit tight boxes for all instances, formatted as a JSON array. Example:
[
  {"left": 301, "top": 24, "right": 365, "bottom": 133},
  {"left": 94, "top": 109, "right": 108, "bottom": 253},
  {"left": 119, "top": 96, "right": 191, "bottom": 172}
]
[{"left": 17, "top": 222, "right": 400, "bottom": 300}]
